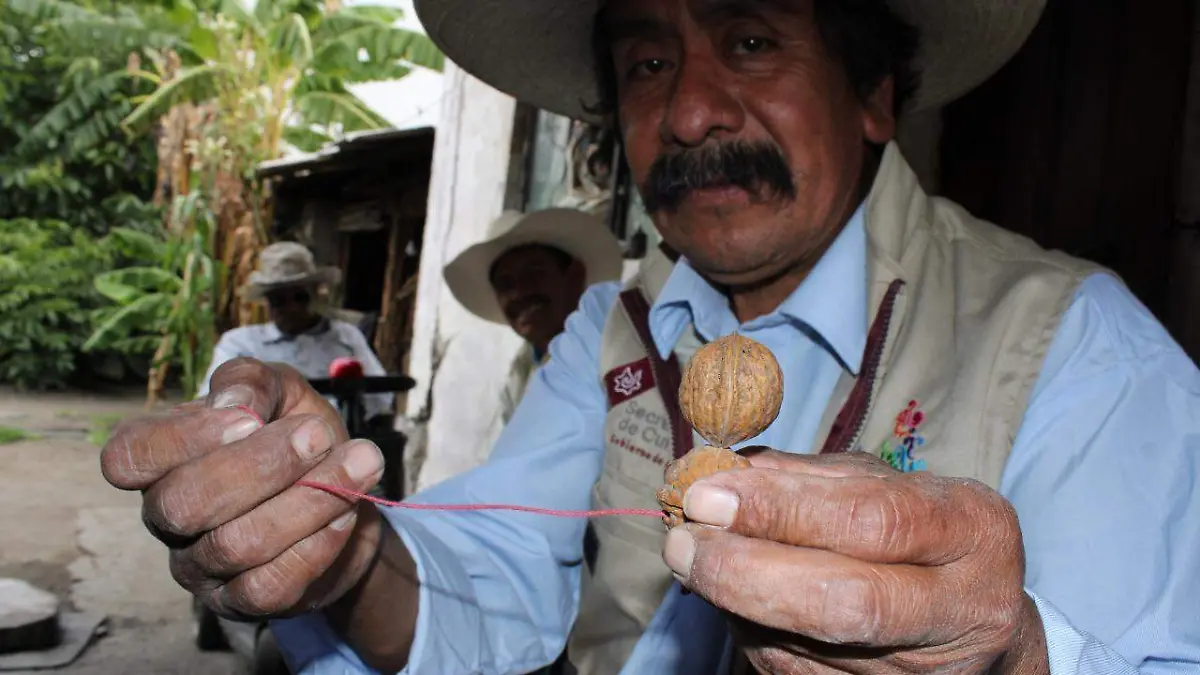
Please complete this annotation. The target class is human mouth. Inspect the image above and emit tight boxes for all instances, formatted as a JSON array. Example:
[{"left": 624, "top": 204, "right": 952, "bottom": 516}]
[
  {"left": 684, "top": 185, "right": 753, "bottom": 208},
  {"left": 512, "top": 300, "right": 549, "bottom": 324}
]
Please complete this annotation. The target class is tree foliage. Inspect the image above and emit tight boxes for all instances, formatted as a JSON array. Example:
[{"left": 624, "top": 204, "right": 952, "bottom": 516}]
[
  {"left": 3, "top": 0, "right": 442, "bottom": 397},
  {"left": 0, "top": 1, "right": 163, "bottom": 388},
  {"left": 0, "top": 220, "right": 161, "bottom": 389}
]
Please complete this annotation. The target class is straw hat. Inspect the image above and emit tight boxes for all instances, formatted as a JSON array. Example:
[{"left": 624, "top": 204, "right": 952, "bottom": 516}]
[
  {"left": 244, "top": 242, "right": 341, "bottom": 301},
  {"left": 444, "top": 208, "right": 624, "bottom": 324},
  {"left": 413, "top": 0, "right": 1046, "bottom": 121}
]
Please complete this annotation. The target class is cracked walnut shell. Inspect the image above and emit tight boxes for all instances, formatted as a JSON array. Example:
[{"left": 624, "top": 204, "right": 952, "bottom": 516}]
[{"left": 656, "top": 445, "right": 752, "bottom": 528}]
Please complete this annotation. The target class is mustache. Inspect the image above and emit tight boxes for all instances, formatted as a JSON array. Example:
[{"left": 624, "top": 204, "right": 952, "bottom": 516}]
[{"left": 641, "top": 140, "right": 797, "bottom": 213}]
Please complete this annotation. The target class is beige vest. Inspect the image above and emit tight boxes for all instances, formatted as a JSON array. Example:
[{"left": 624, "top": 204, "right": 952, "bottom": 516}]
[{"left": 565, "top": 141, "right": 1107, "bottom": 674}]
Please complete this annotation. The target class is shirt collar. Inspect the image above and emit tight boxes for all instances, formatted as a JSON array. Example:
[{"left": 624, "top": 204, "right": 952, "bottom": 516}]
[
  {"left": 263, "top": 317, "right": 333, "bottom": 344},
  {"left": 648, "top": 203, "right": 868, "bottom": 374}
]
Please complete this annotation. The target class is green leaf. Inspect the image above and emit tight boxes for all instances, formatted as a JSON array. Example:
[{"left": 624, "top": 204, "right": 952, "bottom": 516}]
[
  {"left": 95, "top": 267, "right": 181, "bottom": 301},
  {"left": 84, "top": 292, "right": 173, "bottom": 352},
  {"left": 105, "top": 227, "right": 167, "bottom": 261},
  {"left": 217, "top": 0, "right": 265, "bottom": 38},
  {"left": 294, "top": 74, "right": 390, "bottom": 130},
  {"left": 188, "top": 23, "right": 219, "bottom": 61},
  {"left": 121, "top": 63, "right": 237, "bottom": 132},
  {"left": 19, "top": 70, "right": 133, "bottom": 157},
  {"left": 271, "top": 12, "right": 314, "bottom": 68},
  {"left": 281, "top": 124, "right": 332, "bottom": 153}
]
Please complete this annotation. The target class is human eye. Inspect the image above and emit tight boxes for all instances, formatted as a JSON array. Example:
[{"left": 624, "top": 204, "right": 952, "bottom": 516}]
[
  {"left": 730, "top": 35, "right": 776, "bottom": 56},
  {"left": 627, "top": 56, "right": 673, "bottom": 80}
]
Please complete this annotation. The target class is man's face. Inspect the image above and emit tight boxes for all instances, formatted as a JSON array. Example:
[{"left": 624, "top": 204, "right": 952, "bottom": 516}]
[
  {"left": 603, "top": 0, "right": 897, "bottom": 288},
  {"left": 490, "top": 245, "right": 586, "bottom": 352},
  {"left": 266, "top": 285, "right": 316, "bottom": 335}
]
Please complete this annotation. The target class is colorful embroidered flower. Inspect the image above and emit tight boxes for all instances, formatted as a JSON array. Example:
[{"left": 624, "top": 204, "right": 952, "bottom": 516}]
[{"left": 880, "top": 400, "right": 928, "bottom": 473}]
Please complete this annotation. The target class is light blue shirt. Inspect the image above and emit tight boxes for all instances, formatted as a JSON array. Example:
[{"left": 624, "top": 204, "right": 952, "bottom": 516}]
[
  {"left": 272, "top": 209, "right": 1200, "bottom": 674},
  {"left": 198, "top": 318, "right": 394, "bottom": 421}
]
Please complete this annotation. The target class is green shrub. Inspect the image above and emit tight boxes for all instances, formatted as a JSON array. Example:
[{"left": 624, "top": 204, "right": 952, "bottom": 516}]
[{"left": 0, "top": 218, "right": 162, "bottom": 389}]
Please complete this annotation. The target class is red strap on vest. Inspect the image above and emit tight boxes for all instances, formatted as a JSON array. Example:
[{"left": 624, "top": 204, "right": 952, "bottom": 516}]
[
  {"left": 618, "top": 290, "right": 695, "bottom": 459},
  {"left": 818, "top": 278, "right": 905, "bottom": 454}
]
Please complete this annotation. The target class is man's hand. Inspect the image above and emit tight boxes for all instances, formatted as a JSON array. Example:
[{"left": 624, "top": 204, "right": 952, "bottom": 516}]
[
  {"left": 662, "top": 450, "right": 1049, "bottom": 675},
  {"left": 99, "top": 357, "right": 387, "bottom": 621}
]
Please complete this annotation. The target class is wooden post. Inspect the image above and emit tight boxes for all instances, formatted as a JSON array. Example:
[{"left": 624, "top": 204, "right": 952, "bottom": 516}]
[{"left": 404, "top": 62, "right": 528, "bottom": 491}]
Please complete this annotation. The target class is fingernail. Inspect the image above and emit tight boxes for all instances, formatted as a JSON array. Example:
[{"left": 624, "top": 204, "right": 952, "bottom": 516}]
[
  {"left": 684, "top": 483, "right": 739, "bottom": 528},
  {"left": 663, "top": 527, "right": 696, "bottom": 581},
  {"left": 344, "top": 440, "right": 384, "bottom": 483},
  {"left": 222, "top": 416, "right": 261, "bottom": 445},
  {"left": 212, "top": 385, "right": 253, "bottom": 409},
  {"left": 291, "top": 419, "right": 332, "bottom": 461},
  {"left": 330, "top": 510, "right": 357, "bottom": 531}
]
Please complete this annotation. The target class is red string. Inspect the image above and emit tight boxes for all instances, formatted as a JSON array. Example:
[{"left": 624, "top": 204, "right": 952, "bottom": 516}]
[
  {"left": 295, "top": 480, "right": 663, "bottom": 519},
  {"left": 228, "top": 408, "right": 661, "bottom": 519}
]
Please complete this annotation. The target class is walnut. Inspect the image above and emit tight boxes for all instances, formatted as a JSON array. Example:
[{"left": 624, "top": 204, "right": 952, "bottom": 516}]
[
  {"left": 657, "top": 334, "right": 783, "bottom": 529},
  {"left": 656, "top": 445, "right": 753, "bottom": 528}
]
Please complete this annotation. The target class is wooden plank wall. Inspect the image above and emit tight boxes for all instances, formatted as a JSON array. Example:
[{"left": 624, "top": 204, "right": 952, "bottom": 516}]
[{"left": 937, "top": 0, "right": 1195, "bottom": 324}]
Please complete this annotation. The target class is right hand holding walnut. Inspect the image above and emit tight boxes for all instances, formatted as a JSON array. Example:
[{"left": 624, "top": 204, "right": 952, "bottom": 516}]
[{"left": 99, "top": 358, "right": 387, "bottom": 621}]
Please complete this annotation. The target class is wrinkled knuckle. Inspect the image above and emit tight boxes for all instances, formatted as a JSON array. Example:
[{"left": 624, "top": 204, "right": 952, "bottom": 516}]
[
  {"left": 168, "top": 551, "right": 204, "bottom": 593},
  {"left": 846, "top": 489, "right": 902, "bottom": 552},
  {"left": 237, "top": 565, "right": 295, "bottom": 616},
  {"left": 827, "top": 573, "right": 884, "bottom": 644},
  {"left": 962, "top": 479, "right": 1022, "bottom": 551},
  {"left": 203, "top": 521, "right": 253, "bottom": 573},
  {"left": 222, "top": 356, "right": 267, "bottom": 375},
  {"left": 146, "top": 483, "right": 202, "bottom": 537}
]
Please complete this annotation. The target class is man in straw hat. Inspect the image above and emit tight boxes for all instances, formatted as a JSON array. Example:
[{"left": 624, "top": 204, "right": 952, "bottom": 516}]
[
  {"left": 443, "top": 208, "right": 624, "bottom": 427},
  {"left": 101, "top": 0, "right": 1200, "bottom": 674},
  {"left": 198, "top": 241, "right": 395, "bottom": 423}
]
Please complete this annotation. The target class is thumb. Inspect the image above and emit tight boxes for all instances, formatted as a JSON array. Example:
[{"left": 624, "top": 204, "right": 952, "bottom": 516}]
[{"left": 206, "top": 357, "right": 348, "bottom": 444}]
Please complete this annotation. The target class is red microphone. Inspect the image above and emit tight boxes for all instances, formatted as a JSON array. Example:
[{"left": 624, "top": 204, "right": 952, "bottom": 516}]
[{"left": 329, "top": 357, "right": 364, "bottom": 379}]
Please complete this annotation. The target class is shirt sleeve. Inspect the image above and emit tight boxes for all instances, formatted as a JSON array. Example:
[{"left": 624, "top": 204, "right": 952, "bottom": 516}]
[
  {"left": 1001, "top": 272, "right": 1200, "bottom": 674},
  {"left": 272, "top": 281, "right": 622, "bottom": 675}
]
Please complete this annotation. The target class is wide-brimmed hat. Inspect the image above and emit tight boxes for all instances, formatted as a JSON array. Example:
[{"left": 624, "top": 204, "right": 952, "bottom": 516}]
[
  {"left": 244, "top": 241, "right": 341, "bottom": 301},
  {"left": 413, "top": 0, "right": 1046, "bottom": 121},
  {"left": 444, "top": 208, "right": 624, "bottom": 324}
]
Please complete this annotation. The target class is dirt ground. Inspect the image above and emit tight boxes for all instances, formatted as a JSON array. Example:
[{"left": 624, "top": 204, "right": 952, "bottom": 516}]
[{"left": 0, "top": 386, "right": 247, "bottom": 675}]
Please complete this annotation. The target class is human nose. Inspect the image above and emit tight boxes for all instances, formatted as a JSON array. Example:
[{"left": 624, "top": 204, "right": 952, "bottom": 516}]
[{"left": 659, "top": 61, "right": 744, "bottom": 147}]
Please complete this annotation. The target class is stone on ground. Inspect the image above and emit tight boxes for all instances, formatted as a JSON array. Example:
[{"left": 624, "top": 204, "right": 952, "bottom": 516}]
[{"left": 0, "top": 578, "right": 61, "bottom": 653}]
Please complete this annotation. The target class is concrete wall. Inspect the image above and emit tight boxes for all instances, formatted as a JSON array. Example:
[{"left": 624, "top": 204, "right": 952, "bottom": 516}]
[{"left": 404, "top": 62, "right": 527, "bottom": 492}]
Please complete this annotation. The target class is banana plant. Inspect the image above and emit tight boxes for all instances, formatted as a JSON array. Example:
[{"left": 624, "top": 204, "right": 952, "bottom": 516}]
[
  {"left": 18, "top": 0, "right": 443, "bottom": 402},
  {"left": 86, "top": 192, "right": 222, "bottom": 402}
]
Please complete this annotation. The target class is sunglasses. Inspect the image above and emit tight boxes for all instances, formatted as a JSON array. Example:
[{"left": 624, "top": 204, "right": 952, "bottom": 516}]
[{"left": 265, "top": 288, "right": 312, "bottom": 308}]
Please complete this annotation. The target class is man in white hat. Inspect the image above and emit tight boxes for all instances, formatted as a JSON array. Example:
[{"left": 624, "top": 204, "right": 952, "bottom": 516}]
[
  {"left": 197, "top": 241, "right": 394, "bottom": 422},
  {"left": 101, "top": 1, "right": 1200, "bottom": 674},
  {"left": 443, "top": 208, "right": 624, "bottom": 426}
]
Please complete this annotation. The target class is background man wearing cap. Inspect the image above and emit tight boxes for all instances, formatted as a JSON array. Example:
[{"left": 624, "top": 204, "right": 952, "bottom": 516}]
[
  {"left": 197, "top": 241, "right": 394, "bottom": 423},
  {"left": 443, "top": 208, "right": 624, "bottom": 428},
  {"left": 99, "top": 1, "right": 1200, "bottom": 675}
]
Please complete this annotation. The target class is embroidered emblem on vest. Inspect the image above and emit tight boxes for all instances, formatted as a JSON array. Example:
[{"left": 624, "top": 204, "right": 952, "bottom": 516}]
[
  {"left": 605, "top": 358, "right": 656, "bottom": 407},
  {"left": 877, "top": 400, "right": 927, "bottom": 472}
]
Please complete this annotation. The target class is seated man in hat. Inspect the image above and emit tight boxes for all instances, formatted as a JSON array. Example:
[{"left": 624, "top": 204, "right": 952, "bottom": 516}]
[
  {"left": 444, "top": 207, "right": 624, "bottom": 429},
  {"left": 197, "top": 241, "right": 394, "bottom": 423},
  {"left": 100, "top": 1, "right": 1200, "bottom": 674}
]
